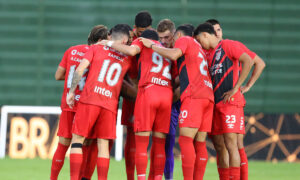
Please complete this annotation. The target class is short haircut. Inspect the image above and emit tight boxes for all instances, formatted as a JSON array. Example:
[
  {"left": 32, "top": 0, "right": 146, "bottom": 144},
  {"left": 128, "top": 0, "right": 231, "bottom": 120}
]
[
  {"left": 140, "top": 29, "right": 159, "bottom": 41},
  {"left": 87, "top": 25, "right": 108, "bottom": 45},
  {"left": 110, "top": 24, "right": 130, "bottom": 40},
  {"left": 194, "top": 23, "right": 216, "bottom": 36},
  {"left": 157, "top": 19, "right": 175, "bottom": 33},
  {"left": 119, "top": 23, "right": 133, "bottom": 32},
  {"left": 135, "top": 11, "right": 152, "bottom": 28},
  {"left": 175, "top": 24, "right": 194, "bottom": 37},
  {"left": 182, "top": 23, "right": 195, "bottom": 36},
  {"left": 206, "top": 19, "right": 220, "bottom": 26}
]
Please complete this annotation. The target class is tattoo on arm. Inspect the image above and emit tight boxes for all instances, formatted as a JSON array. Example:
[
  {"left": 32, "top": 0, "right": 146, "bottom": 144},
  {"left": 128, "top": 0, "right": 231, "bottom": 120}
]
[{"left": 69, "top": 71, "right": 82, "bottom": 93}]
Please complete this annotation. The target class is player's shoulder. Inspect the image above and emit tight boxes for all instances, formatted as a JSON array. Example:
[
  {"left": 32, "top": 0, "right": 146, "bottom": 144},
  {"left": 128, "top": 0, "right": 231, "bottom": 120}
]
[{"left": 69, "top": 44, "right": 89, "bottom": 51}]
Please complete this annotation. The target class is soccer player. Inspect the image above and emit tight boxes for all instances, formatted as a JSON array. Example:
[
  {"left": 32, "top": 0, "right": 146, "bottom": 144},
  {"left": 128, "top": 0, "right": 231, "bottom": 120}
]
[
  {"left": 121, "top": 11, "right": 153, "bottom": 180},
  {"left": 140, "top": 25, "right": 215, "bottom": 180},
  {"left": 50, "top": 25, "right": 108, "bottom": 180},
  {"left": 100, "top": 29, "right": 175, "bottom": 180},
  {"left": 194, "top": 23, "right": 254, "bottom": 180},
  {"left": 206, "top": 19, "right": 266, "bottom": 180},
  {"left": 66, "top": 24, "right": 132, "bottom": 180}
]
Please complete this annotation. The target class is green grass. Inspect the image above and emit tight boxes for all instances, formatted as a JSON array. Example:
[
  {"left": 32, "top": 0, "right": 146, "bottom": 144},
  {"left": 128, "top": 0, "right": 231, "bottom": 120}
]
[{"left": 0, "top": 158, "right": 299, "bottom": 180}]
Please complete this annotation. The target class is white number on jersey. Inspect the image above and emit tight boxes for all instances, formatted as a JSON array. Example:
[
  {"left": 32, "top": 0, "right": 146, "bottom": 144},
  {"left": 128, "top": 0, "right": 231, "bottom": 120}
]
[
  {"left": 98, "top": 59, "right": 122, "bottom": 86},
  {"left": 150, "top": 52, "right": 172, "bottom": 80},
  {"left": 198, "top": 52, "right": 208, "bottom": 76},
  {"left": 67, "top": 65, "right": 88, "bottom": 91}
]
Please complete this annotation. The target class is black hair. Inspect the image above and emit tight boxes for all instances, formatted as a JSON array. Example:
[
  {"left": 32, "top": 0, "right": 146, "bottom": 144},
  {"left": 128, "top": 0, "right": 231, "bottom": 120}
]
[
  {"left": 194, "top": 23, "right": 216, "bottom": 36},
  {"left": 135, "top": 11, "right": 152, "bottom": 28},
  {"left": 140, "top": 29, "right": 159, "bottom": 41},
  {"left": 175, "top": 24, "right": 194, "bottom": 37},
  {"left": 111, "top": 24, "right": 130, "bottom": 40},
  {"left": 205, "top": 19, "right": 220, "bottom": 26},
  {"left": 182, "top": 24, "right": 195, "bottom": 36},
  {"left": 87, "top": 25, "right": 108, "bottom": 45}
]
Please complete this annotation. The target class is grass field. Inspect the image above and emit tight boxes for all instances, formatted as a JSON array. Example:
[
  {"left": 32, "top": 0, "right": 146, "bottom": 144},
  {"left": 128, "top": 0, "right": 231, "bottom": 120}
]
[{"left": 0, "top": 158, "right": 299, "bottom": 180}]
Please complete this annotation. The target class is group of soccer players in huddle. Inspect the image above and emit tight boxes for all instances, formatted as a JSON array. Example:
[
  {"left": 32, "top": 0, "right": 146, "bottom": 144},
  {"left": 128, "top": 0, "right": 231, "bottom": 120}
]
[{"left": 50, "top": 10, "right": 265, "bottom": 180}]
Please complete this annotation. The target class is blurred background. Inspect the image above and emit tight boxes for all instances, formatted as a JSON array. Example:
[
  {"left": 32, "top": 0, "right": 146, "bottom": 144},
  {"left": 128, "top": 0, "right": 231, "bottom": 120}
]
[{"left": 0, "top": 0, "right": 299, "bottom": 163}]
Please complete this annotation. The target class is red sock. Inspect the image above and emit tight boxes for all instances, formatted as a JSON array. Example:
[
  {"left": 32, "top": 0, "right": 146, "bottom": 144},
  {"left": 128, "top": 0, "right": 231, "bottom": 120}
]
[
  {"left": 97, "top": 157, "right": 110, "bottom": 180},
  {"left": 148, "top": 146, "right": 154, "bottom": 180},
  {"left": 79, "top": 145, "right": 88, "bottom": 179},
  {"left": 193, "top": 141, "right": 208, "bottom": 180},
  {"left": 50, "top": 143, "right": 69, "bottom": 180},
  {"left": 229, "top": 167, "right": 240, "bottom": 180},
  {"left": 82, "top": 141, "right": 98, "bottom": 179},
  {"left": 125, "top": 128, "right": 135, "bottom": 180},
  {"left": 239, "top": 148, "right": 248, "bottom": 180},
  {"left": 152, "top": 136, "right": 166, "bottom": 179},
  {"left": 135, "top": 135, "right": 149, "bottom": 180},
  {"left": 218, "top": 168, "right": 229, "bottom": 180},
  {"left": 178, "top": 136, "right": 195, "bottom": 180},
  {"left": 70, "top": 153, "right": 83, "bottom": 180}
]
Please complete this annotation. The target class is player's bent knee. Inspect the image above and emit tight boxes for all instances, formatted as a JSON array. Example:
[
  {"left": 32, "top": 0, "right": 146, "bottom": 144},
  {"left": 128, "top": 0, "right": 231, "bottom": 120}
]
[
  {"left": 153, "top": 132, "right": 166, "bottom": 138},
  {"left": 195, "top": 131, "right": 207, "bottom": 142},
  {"left": 58, "top": 137, "right": 71, "bottom": 146}
]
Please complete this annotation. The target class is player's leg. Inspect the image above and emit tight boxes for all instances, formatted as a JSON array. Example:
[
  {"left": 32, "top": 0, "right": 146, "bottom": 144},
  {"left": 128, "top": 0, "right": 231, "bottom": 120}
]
[
  {"left": 124, "top": 125, "right": 136, "bottom": 180},
  {"left": 80, "top": 139, "right": 97, "bottom": 180},
  {"left": 212, "top": 135, "right": 229, "bottom": 180},
  {"left": 223, "top": 133, "right": 240, "bottom": 180},
  {"left": 96, "top": 138, "right": 110, "bottom": 180},
  {"left": 193, "top": 100, "right": 213, "bottom": 180},
  {"left": 238, "top": 134, "right": 248, "bottom": 180},
  {"left": 150, "top": 132, "right": 167, "bottom": 180},
  {"left": 50, "top": 110, "right": 74, "bottom": 180},
  {"left": 70, "top": 133, "right": 85, "bottom": 180},
  {"left": 135, "top": 131, "right": 151, "bottom": 180},
  {"left": 178, "top": 127, "right": 198, "bottom": 180}
]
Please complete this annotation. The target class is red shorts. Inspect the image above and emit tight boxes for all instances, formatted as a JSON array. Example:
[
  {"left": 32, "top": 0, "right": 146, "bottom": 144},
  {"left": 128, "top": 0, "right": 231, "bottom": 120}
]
[
  {"left": 178, "top": 98, "right": 213, "bottom": 132},
  {"left": 121, "top": 98, "right": 135, "bottom": 127},
  {"left": 72, "top": 102, "right": 117, "bottom": 139},
  {"left": 57, "top": 110, "right": 76, "bottom": 138},
  {"left": 134, "top": 85, "right": 172, "bottom": 133},
  {"left": 211, "top": 104, "right": 245, "bottom": 135}
]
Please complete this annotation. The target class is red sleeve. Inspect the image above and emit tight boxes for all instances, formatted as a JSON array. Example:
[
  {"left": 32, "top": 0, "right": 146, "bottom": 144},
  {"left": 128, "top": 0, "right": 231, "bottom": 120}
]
[
  {"left": 222, "top": 40, "right": 246, "bottom": 61},
  {"left": 237, "top": 42, "right": 257, "bottom": 60},
  {"left": 127, "top": 56, "right": 138, "bottom": 79},
  {"left": 131, "top": 39, "right": 143, "bottom": 51},
  {"left": 83, "top": 46, "right": 95, "bottom": 63},
  {"left": 174, "top": 37, "right": 189, "bottom": 54},
  {"left": 59, "top": 49, "right": 69, "bottom": 68}
]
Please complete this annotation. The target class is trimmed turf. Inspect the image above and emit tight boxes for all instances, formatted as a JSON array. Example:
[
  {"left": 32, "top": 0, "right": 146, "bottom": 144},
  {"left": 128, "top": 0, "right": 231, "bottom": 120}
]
[{"left": 0, "top": 158, "right": 299, "bottom": 180}]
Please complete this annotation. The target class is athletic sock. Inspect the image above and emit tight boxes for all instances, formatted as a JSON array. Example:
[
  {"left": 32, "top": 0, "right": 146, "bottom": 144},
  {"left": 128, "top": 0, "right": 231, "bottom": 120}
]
[
  {"left": 193, "top": 141, "right": 208, "bottom": 180},
  {"left": 82, "top": 141, "right": 98, "bottom": 179},
  {"left": 239, "top": 148, "right": 248, "bottom": 180},
  {"left": 70, "top": 153, "right": 83, "bottom": 180},
  {"left": 97, "top": 157, "right": 110, "bottom": 180},
  {"left": 164, "top": 134, "right": 175, "bottom": 180},
  {"left": 50, "top": 143, "right": 69, "bottom": 180},
  {"left": 125, "top": 129, "right": 135, "bottom": 180},
  {"left": 229, "top": 167, "right": 240, "bottom": 180},
  {"left": 79, "top": 145, "right": 88, "bottom": 179},
  {"left": 148, "top": 146, "right": 155, "bottom": 180},
  {"left": 135, "top": 135, "right": 149, "bottom": 180},
  {"left": 218, "top": 168, "right": 229, "bottom": 180},
  {"left": 152, "top": 136, "right": 166, "bottom": 179},
  {"left": 178, "top": 136, "right": 195, "bottom": 180}
]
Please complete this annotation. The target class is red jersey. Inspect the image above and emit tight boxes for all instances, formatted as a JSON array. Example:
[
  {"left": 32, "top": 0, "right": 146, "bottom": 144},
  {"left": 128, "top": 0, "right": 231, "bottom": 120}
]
[
  {"left": 132, "top": 39, "right": 174, "bottom": 89},
  {"left": 79, "top": 44, "right": 132, "bottom": 114},
  {"left": 174, "top": 36, "right": 214, "bottom": 102},
  {"left": 207, "top": 39, "right": 249, "bottom": 107},
  {"left": 59, "top": 44, "right": 90, "bottom": 112}
]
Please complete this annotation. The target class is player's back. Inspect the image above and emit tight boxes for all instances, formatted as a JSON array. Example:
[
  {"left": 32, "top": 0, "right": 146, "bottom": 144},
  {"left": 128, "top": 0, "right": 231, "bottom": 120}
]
[
  {"left": 60, "top": 44, "right": 90, "bottom": 111},
  {"left": 79, "top": 44, "right": 132, "bottom": 113},
  {"left": 132, "top": 39, "right": 173, "bottom": 89},
  {"left": 174, "top": 36, "right": 214, "bottom": 102}
]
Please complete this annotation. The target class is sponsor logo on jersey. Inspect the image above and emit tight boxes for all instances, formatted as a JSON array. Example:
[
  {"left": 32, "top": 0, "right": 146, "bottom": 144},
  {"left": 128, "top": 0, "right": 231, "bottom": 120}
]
[
  {"left": 204, "top": 80, "right": 213, "bottom": 89},
  {"left": 151, "top": 77, "right": 169, "bottom": 86},
  {"left": 71, "top": 49, "right": 85, "bottom": 57},
  {"left": 94, "top": 85, "right": 113, "bottom": 98}
]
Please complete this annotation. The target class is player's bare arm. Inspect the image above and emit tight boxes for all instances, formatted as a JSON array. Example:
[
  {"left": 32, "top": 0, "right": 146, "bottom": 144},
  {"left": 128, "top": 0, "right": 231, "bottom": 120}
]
[
  {"left": 241, "top": 55, "right": 266, "bottom": 94},
  {"left": 121, "top": 79, "right": 138, "bottom": 101},
  {"left": 55, "top": 66, "right": 66, "bottom": 80},
  {"left": 99, "top": 40, "right": 140, "bottom": 56},
  {"left": 222, "top": 53, "right": 254, "bottom": 103},
  {"left": 66, "top": 59, "right": 90, "bottom": 108},
  {"left": 139, "top": 37, "right": 182, "bottom": 61}
]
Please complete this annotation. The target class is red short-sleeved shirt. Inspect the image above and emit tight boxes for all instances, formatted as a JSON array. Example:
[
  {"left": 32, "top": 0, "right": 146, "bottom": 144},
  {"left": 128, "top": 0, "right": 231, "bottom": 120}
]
[
  {"left": 79, "top": 44, "right": 132, "bottom": 114},
  {"left": 59, "top": 44, "right": 90, "bottom": 112},
  {"left": 174, "top": 36, "right": 214, "bottom": 102},
  {"left": 132, "top": 39, "right": 174, "bottom": 89},
  {"left": 207, "top": 39, "right": 250, "bottom": 107}
]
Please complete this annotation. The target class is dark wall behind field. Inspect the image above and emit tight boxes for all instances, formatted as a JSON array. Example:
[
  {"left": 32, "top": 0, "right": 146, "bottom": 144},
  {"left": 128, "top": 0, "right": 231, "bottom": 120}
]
[{"left": 0, "top": 0, "right": 300, "bottom": 113}]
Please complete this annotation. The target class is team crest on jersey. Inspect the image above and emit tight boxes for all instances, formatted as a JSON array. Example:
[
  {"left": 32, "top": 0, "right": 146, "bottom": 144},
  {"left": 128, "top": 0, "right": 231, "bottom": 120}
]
[{"left": 215, "top": 48, "right": 222, "bottom": 61}]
